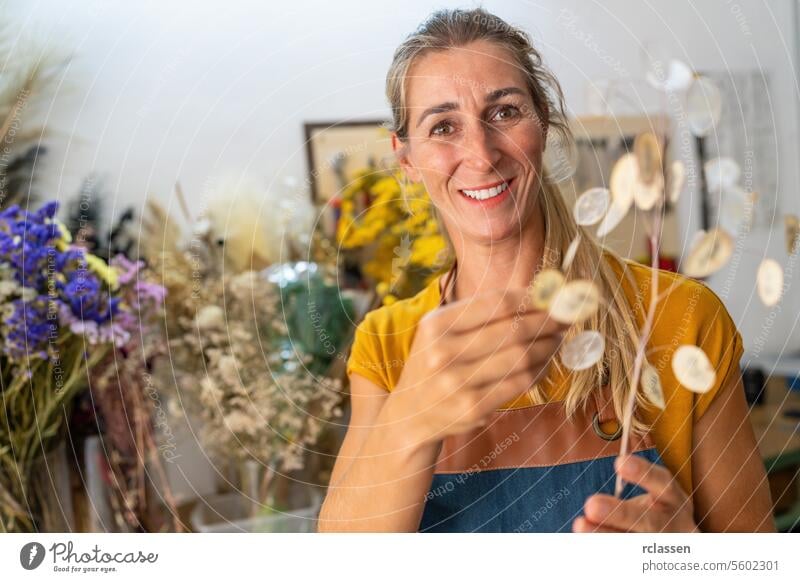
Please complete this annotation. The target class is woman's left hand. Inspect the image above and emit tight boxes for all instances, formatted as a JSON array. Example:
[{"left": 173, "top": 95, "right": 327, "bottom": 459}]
[{"left": 573, "top": 453, "right": 700, "bottom": 533}]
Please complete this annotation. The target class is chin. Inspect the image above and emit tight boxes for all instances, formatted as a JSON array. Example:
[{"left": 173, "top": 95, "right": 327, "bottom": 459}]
[{"left": 462, "top": 223, "right": 522, "bottom": 245}]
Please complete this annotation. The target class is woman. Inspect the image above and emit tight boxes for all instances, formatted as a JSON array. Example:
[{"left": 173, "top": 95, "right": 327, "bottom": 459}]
[{"left": 318, "top": 8, "right": 775, "bottom": 533}]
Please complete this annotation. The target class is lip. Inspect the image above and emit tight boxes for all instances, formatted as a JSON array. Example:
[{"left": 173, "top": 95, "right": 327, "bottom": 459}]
[
  {"left": 457, "top": 176, "right": 516, "bottom": 208},
  {"left": 458, "top": 178, "right": 511, "bottom": 193}
]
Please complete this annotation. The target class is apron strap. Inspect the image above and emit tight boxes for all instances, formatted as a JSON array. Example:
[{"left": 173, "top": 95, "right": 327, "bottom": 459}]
[{"left": 592, "top": 381, "right": 618, "bottom": 425}]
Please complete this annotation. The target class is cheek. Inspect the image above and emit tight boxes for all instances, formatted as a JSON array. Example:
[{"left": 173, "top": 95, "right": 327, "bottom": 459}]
[
  {"left": 411, "top": 143, "right": 459, "bottom": 194},
  {"left": 510, "top": 125, "right": 544, "bottom": 168}
]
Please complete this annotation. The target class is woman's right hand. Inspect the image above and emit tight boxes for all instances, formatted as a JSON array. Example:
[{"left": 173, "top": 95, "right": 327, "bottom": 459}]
[{"left": 383, "top": 287, "right": 569, "bottom": 447}]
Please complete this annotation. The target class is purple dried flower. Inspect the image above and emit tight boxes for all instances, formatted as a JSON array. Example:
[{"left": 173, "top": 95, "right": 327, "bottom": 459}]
[{"left": 110, "top": 255, "right": 143, "bottom": 285}]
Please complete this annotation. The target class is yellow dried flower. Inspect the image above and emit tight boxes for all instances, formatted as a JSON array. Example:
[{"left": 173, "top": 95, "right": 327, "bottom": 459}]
[
  {"left": 85, "top": 254, "right": 119, "bottom": 290},
  {"left": 336, "top": 167, "right": 448, "bottom": 299}
]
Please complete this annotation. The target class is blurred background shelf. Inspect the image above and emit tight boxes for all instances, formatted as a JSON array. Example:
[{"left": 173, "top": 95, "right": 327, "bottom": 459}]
[
  {"left": 744, "top": 353, "right": 800, "bottom": 380},
  {"left": 746, "top": 373, "right": 800, "bottom": 532}
]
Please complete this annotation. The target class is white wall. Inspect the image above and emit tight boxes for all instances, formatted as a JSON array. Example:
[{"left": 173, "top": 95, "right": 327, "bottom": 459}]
[{"left": 6, "top": 0, "right": 800, "bottom": 354}]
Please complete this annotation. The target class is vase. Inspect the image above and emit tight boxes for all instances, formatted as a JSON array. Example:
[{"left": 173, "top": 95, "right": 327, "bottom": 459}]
[
  {"left": 29, "top": 440, "right": 75, "bottom": 532},
  {"left": 83, "top": 435, "right": 124, "bottom": 532},
  {"left": 82, "top": 435, "right": 179, "bottom": 532},
  {"left": 191, "top": 461, "right": 323, "bottom": 532}
]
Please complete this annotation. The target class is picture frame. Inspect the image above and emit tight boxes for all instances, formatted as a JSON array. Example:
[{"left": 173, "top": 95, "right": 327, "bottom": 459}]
[
  {"left": 561, "top": 114, "right": 681, "bottom": 262},
  {"left": 303, "top": 120, "right": 395, "bottom": 203}
]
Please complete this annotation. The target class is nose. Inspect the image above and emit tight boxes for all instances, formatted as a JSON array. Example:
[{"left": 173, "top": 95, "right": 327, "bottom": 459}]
[{"left": 461, "top": 118, "right": 502, "bottom": 174}]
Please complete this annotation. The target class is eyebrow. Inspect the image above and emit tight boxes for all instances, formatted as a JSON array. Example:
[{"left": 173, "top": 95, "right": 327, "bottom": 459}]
[{"left": 415, "top": 86, "right": 527, "bottom": 128}]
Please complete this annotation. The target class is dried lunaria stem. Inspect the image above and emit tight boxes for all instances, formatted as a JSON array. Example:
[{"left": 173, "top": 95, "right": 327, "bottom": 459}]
[
  {"left": 547, "top": 52, "right": 793, "bottom": 500},
  {"left": 599, "top": 125, "right": 786, "bottom": 497},
  {"left": 785, "top": 215, "right": 799, "bottom": 255},
  {"left": 530, "top": 256, "right": 603, "bottom": 372},
  {"left": 756, "top": 259, "right": 783, "bottom": 307}
]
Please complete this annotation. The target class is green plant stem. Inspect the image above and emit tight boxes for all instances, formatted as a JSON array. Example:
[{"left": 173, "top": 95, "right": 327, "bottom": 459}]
[{"left": 19, "top": 344, "right": 110, "bottom": 474}]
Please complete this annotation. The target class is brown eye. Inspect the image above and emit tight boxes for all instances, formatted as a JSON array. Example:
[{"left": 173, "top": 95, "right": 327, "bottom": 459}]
[
  {"left": 431, "top": 121, "right": 454, "bottom": 136},
  {"left": 493, "top": 105, "right": 521, "bottom": 121}
]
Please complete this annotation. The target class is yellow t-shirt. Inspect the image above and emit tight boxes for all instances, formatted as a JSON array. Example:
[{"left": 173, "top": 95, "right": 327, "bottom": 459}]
[{"left": 346, "top": 252, "right": 745, "bottom": 496}]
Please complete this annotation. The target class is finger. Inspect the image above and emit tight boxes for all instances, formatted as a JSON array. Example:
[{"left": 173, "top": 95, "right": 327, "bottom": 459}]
[
  {"left": 459, "top": 335, "right": 562, "bottom": 389},
  {"left": 614, "top": 454, "right": 685, "bottom": 508},
  {"left": 481, "top": 366, "right": 548, "bottom": 410},
  {"left": 423, "top": 286, "right": 565, "bottom": 335},
  {"left": 584, "top": 493, "right": 674, "bottom": 533},
  {"left": 423, "top": 307, "right": 567, "bottom": 370},
  {"left": 572, "top": 516, "right": 623, "bottom": 533},
  {"left": 415, "top": 313, "right": 565, "bottom": 377},
  {"left": 583, "top": 493, "right": 665, "bottom": 531},
  {"left": 454, "top": 310, "right": 568, "bottom": 364}
]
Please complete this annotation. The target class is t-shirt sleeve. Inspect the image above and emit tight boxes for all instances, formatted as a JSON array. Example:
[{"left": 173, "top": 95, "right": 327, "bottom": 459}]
[
  {"left": 692, "top": 283, "right": 745, "bottom": 423},
  {"left": 345, "top": 313, "right": 389, "bottom": 390}
]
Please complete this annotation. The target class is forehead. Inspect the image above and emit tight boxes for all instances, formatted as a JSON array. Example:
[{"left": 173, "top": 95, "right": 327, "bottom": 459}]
[{"left": 405, "top": 40, "right": 529, "bottom": 109}]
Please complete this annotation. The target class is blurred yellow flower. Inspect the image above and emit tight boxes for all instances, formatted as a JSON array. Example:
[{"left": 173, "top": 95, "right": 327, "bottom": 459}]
[
  {"left": 85, "top": 254, "right": 119, "bottom": 290},
  {"left": 54, "top": 220, "right": 72, "bottom": 251},
  {"left": 56, "top": 220, "right": 72, "bottom": 243},
  {"left": 336, "top": 167, "right": 449, "bottom": 301}
]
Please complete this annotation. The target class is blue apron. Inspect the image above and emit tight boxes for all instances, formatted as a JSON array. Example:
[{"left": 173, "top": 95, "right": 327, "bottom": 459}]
[
  {"left": 418, "top": 383, "right": 665, "bottom": 532},
  {"left": 419, "top": 264, "right": 665, "bottom": 532}
]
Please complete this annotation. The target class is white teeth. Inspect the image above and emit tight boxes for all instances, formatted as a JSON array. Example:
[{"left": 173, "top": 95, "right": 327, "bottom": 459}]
[{"left": 461, "top": 181, "right": 508, "bottom": 200}]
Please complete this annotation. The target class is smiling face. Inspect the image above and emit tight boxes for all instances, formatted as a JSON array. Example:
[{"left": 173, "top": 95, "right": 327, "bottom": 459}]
[{"left": 393, "top": 39, "right": 547, "bottom": 247}]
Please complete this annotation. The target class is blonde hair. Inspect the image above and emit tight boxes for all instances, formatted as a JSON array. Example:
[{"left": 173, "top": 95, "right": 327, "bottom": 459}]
[{"left": 386, "top": 7, "right": 651, "bottom": 436}]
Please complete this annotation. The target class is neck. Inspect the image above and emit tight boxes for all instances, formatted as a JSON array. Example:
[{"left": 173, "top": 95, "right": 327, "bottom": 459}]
[{"left": 447, "top": 207, "right": 546, "bottom": 302}]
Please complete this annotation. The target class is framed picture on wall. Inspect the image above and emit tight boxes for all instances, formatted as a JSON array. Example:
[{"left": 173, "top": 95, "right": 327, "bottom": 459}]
[
  {"left": 304, "top": 120, "right": 395, "bottom": 203},
  {"left": 560, "top": 115, "right": 681, "bottom": 264}
]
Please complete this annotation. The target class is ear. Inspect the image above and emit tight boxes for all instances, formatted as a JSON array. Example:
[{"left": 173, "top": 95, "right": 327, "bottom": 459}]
[{"left": 392, "top": 133, "right": 422, "bottom": 182}]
